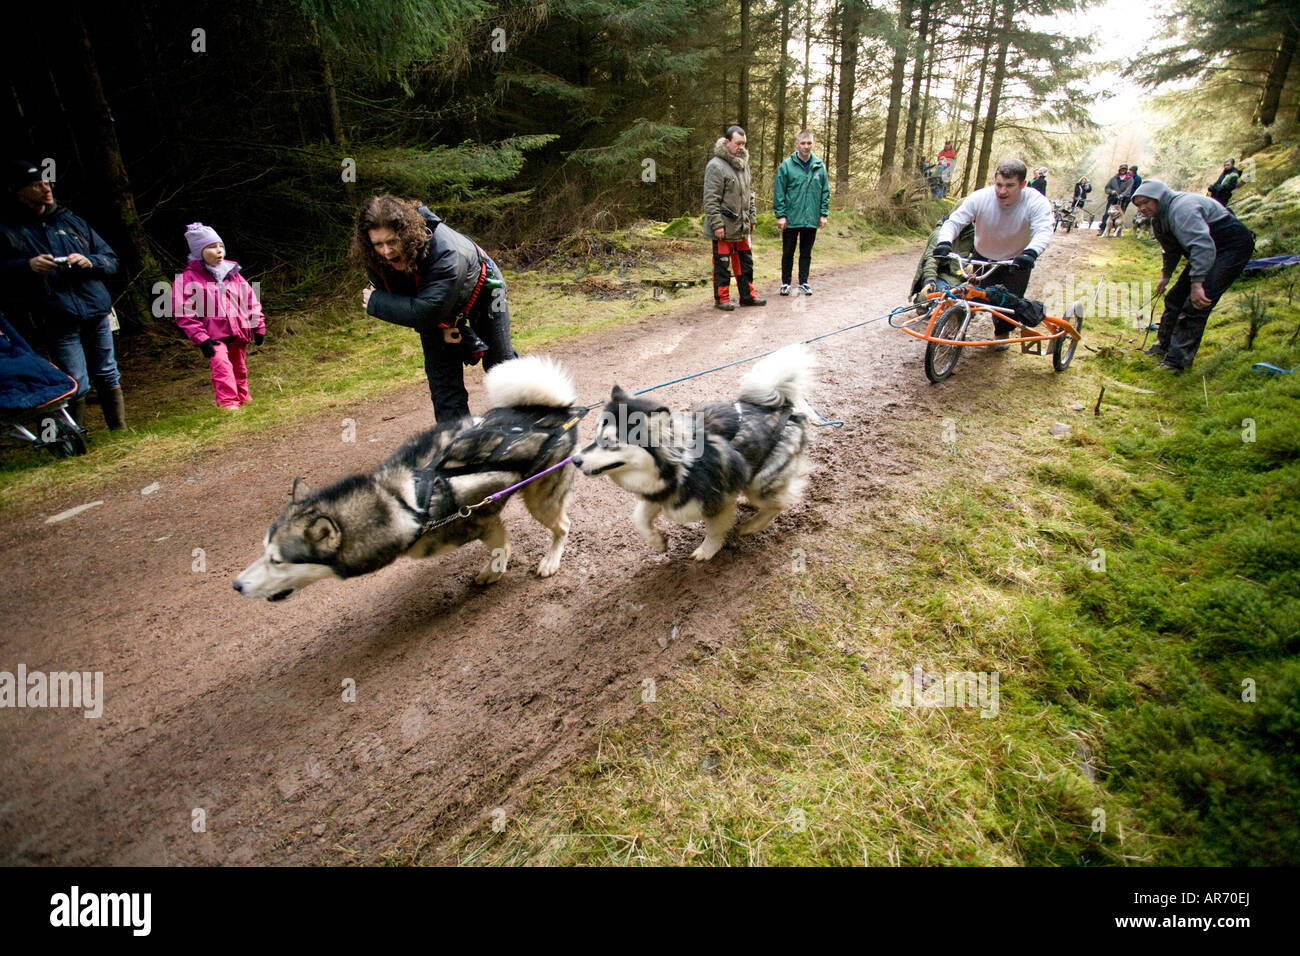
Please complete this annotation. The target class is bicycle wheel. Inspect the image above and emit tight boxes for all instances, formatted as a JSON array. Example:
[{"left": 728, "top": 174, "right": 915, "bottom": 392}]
[
  {"left": 1053, "top": 304, "right": 1085, "bottom": 371},
  {"left": 925, "top": 304, "right": 968, "bottom": 383}
]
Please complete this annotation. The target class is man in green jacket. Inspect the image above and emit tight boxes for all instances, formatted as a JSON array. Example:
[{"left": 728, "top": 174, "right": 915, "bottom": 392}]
[
  {"left": 703, "top": 126, "right": 764, "bottom": 311},
  {"left": 773, "top": 131, "right": 830, "bottom": 296}
]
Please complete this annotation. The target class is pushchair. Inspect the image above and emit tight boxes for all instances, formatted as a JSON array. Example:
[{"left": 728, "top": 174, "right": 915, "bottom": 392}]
[{"left": 0, "top": 312, "right": 87, "bottom": 458}]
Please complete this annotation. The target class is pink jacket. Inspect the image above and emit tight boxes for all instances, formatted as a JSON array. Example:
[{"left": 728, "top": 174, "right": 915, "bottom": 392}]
[{"left": 173, "top": 259, "right": 266, "bottom": 345}]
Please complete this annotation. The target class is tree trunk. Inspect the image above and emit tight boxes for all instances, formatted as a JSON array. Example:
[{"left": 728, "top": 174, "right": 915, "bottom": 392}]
[
  {"left": 917, "top": 39, "right": 936, "bottom": 163},
  {"left": 68, "top": 7, "right": 159, "bottom": 329},
  {"left": 902, "top": 0, "right": 933, "bottom": 172},
  {"left": 739, "top": 0, "right": 751, "bottom": 130},
  {"left": 311, "top": 21, "right": 346, "bottom": 148},
  {"left": 878, "top": 0, "right": 915, "bottom": 182},
  {"left": 1255, "top": 17, "right": 1298, "bottom": 127},
  {"left": 801, "top": 0, "right": 813, "bottom": 133},
  {"left": 824, "top": 6, "right": 839, "bottom": 151},
  {"left": 834, "top": 0, "right": 861, "bottom": 196},
  {"left": 959, "top": 8, "right": 996, "bottom": 196},
  {"left": 974, "top": 0, "right": 1013, "bottom": 191},
  {"left": 774, "top": 0, "right": 791, "bottom": 170}
]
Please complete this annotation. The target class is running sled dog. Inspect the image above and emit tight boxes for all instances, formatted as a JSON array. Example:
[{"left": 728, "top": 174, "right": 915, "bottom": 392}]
[
  {"left": 574, "top": 344, "right": 814, "bottom": 561},
  {"left": 233, "top": 356, "right": 579, "bottom": 601}
]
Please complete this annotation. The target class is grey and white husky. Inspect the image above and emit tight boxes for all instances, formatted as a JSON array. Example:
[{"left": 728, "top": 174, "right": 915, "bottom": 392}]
[
  {"left": 574, "top": 344, "right": 814, "bottom": 561},
  {"left": 233, "top": 356, "right": 579, "bottom": 601}
]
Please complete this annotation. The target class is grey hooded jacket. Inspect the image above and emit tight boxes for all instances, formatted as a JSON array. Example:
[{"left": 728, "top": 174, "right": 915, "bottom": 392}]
[{"left": 1131, "top": 180, "right": 1249, "bottom": 283}]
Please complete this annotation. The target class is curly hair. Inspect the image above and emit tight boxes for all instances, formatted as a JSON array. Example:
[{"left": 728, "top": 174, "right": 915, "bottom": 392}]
[{"left": 349, "top": 194, "right": 431, "bottom": 274}]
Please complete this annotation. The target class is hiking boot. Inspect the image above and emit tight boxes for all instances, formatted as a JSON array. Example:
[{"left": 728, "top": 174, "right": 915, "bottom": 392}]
[
  {"left": 739, "top": 297, "right": 766, "bottom": 306},
  {"left": 993, "top": 330, "right": 1012, "bottom": 352},
  {"left": 779, "top": 284, "right": 791, "bottom": 296},
  {"left": 799, "top": 283, "right": 812, "bottom": 296},
  {"left": 1144, "top": 343, "right": 1166, "bottom": 360},
  {"left": 1156, "top": 361, "right": 1184, "bottom": 374},
  {"left": 715, "top": 300, "right": 737, "bottom": 311}
]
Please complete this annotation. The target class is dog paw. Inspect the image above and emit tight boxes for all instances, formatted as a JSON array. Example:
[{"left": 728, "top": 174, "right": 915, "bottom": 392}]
[
  {"left": 536, "top": 554, "right": 562, "bottom": 577},
  {"left": 475, "top": 565, "right": 505, "bottom": 585},
  {"left": 641, "top": 532, "right": 667, "bottom": 553},
  {"left": 691, "top": 540, "right": 724, "bottom": 561}
]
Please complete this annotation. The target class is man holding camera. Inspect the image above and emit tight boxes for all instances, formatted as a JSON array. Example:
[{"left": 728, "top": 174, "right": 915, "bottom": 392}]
[{"left": 1, "top": 160, "right": 125, "bottom": 429}]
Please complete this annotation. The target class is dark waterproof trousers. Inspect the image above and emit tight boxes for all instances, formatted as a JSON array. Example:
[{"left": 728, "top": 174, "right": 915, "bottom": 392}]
[
  {"left": 418, "top": 255, "right": 518, "bottom": 422},
  {"left": 780, "top": 227, "right": 818, "bottom": 285},
  {"left": 713, "top": 237, "right": 757, "bottom": 303},
  {"left": 1157, "top": 221, "right": 1255, "bottom": 369}
]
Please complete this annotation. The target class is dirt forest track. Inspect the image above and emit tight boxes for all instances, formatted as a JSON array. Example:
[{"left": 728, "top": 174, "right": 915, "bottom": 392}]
[{"left": 0, "top": 234, "right": 1098, "bottom": 864}]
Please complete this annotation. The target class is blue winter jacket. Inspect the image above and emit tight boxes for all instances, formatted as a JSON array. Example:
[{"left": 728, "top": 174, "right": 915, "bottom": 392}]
[{"left": 0, "top": 203, "right": 119, "bottom": 327}]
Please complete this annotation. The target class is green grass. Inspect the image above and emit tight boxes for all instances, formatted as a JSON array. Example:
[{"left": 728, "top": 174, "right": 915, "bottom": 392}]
[
  {"left": 0, "top": 220, "right": 917, "bottom": 513},
  {"left": 404, "top": 230, "right": 1300, "bottom": 867}
]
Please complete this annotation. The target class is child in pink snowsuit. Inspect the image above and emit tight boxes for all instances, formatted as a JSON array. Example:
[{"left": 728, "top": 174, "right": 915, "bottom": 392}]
[{"left": 173, "top": 222, "right": 266, "bottom": 409}]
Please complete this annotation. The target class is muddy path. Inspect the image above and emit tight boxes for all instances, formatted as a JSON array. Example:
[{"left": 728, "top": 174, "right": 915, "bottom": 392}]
[{"left": 0, "top": 232, "right": 1099, "bottom": 864}]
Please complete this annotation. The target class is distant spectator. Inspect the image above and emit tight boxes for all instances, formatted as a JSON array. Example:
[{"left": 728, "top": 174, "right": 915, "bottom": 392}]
[
  {"left": 1099, "top": 163, "right": 1133, "bottom": 234},
  {"left": 1207, "top": 159, "right": 1241, "bottom": 206},
  {"left": 1131, "top": 179, "right": 1255, "bottom": 372},
  {"left": 1029, "top": 167, "right": 1048, "bottom": 195},
  {"left": 1127, "top": 165, "right": 1143, "bottom": 208},
  {"left": 773, "top": 130, "right": 830, "bottom": 297},
  {"left": 938, "top": 141, "right": 956, "bottom": 164},
  {"left": 0, "top": 159, "right": 125, "bottom": 430},
  {"left": 935, "top": 156, "right": 953, "bottom": 199},
  {"left": 172, "top": 222, "right": 267, "bottom": 410},
  {"left": 1072, "top": 177, "right": 1092, "bottom": 210}
]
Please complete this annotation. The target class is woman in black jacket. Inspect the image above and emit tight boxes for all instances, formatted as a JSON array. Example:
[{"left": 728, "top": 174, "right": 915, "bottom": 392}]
[
  {"left": 1072, "top": 177, "right": 1091, "bottom": 210},
  {"left": 353, "top": 194, "right": 517, "bottom": 421}
]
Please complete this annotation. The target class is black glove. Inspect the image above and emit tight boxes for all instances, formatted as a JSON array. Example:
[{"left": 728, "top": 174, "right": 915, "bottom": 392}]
[
  {"left": 199, "top": 340, "right": 217, "bottom": 359},
  {"left": 253, "top": 331, "right": 265, "bottom": 346},
  {"left": 932, "top": 241, "right": 952, "bottom": 261},
  {"left": 1013, "top": 248, "right": 1039, "bottom": 271},
  {"left": 458, "top": 323, "right": 488, "bottom": 367}
]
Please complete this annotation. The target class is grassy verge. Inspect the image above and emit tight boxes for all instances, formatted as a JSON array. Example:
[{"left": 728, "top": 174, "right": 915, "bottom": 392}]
[
  {"left": 0, "top": 216, "right": 917, "bottom": 513},
  {"left": 417, "top": 235, "right": 1300, "bottom": 866}
]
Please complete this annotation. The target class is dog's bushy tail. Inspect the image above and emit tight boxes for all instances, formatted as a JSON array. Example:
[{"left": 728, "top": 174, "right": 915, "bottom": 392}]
[
  {"left": 737, "top": 343, "right": 814, "bottom": 410},
  {"left": 484, "top": 355, "right": 578, "bottom": 409}
]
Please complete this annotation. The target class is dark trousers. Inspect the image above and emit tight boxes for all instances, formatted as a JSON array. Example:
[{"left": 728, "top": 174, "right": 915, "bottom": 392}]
[
  {"left": 418, "top": 257, "right": 518, "bottom": 422},
  {"left": 1157, "top": 222, "right": 1255, "bottom": 369},
  {"left": 971, "top": 248, "right": 1033, "bottom": 335},
  {"left": 780, "top": 227, "right": 818, "bottom": 284},
  {"left": 713, "top": 237, "right": 756, "bottom": 303}
]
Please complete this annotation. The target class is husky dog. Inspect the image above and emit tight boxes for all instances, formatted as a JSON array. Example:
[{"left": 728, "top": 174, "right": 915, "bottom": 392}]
[
  {"left": 233, "top": 357, "right": 579, "bottom": 601},
  {"left": 1102, "top": 205, "right": 1124, "bottom": 238},
  {"left": 1131, "top": 211, "right": 1152, "bottom": 239},
  {"left": 574, "top": 344, "right": 814, "bottom": 561}
]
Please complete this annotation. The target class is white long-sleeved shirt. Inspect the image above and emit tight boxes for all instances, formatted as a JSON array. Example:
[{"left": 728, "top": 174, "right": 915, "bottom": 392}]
[{"left": 937, "top": 185, "right": 1055, "bottom": 261}]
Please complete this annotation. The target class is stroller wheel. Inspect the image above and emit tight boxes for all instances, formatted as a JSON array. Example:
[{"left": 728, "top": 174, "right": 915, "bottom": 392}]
[{"left": 43, "top": 414, "right": 87, "bottom": 459}]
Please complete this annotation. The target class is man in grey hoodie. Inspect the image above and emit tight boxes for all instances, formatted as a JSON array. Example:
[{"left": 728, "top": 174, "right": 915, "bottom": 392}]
[{"left": 1130, "top": 179, "right": 1255, "bottom": 372}]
